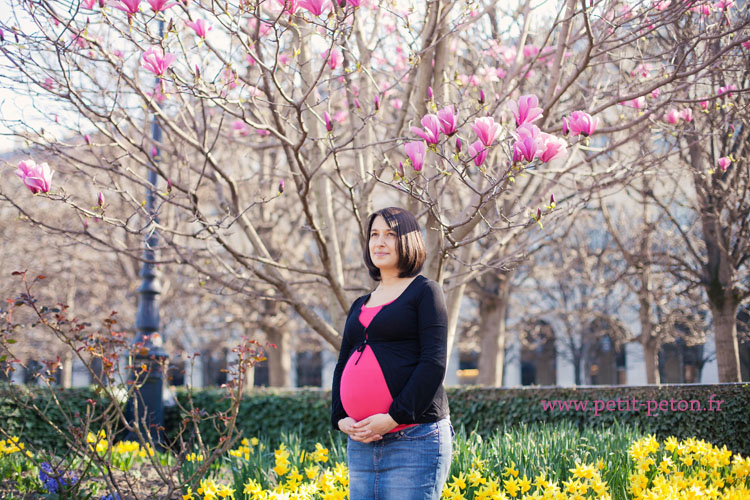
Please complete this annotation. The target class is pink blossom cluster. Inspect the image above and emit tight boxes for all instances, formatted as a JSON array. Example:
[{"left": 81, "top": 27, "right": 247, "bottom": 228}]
[
  {"left": 402, "top": 94, "right": 595, "bottom": 172},
  {"left": 663, "top": 108, "right": 693, "bottom": 124}
]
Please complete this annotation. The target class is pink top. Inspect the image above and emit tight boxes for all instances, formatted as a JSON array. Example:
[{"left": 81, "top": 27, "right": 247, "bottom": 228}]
[{"left": 339, "top": 299, "right": 415, "bottom": 433}]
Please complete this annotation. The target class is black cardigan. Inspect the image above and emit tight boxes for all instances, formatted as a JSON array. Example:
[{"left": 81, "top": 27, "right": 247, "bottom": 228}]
[{"left": 331, "top": 275, "right": 450, "bottom": 430}]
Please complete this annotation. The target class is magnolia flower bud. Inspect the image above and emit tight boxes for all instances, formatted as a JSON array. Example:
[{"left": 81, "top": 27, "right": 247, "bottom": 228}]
[
  {"left": 374, "top": 94, "right": 380, "bottom": 111},
  {"left": 278, "top": 179, "right": 285, "bottom": 193},
  {"left": 427, "top": 86, "right": 433, "bottom": 100},
  {"left": 456, "top": 137, "right": 462, "bottom": 152},
  {"left": 550, "top": 193, "right": 555, "bottom": 206},
  {"left": 536, "top": 207, "right": 542, "bottom": 219},
  {"left": 0, "top": 29, "right": 4, "bottom": 43},
  {"left": 324, "top": 111, "right": 333, "bottom": 132},
  {"left": 84, "top": 134, "right": 91, "bottom": 145},
  {"left": 167, "top": 178, "right": 173, "bottom": 193},
  {"left": 354, "top": 98, "right": 361, "bottom": 109},
  {"left": 97, "top": 192, "right": 104, "bottom": 207},
  {"left": 478, "top": 89, "right": 485, "bottom": 104},
  {"left": 396, "top": 161, "right": 404, "bottom": 178}
]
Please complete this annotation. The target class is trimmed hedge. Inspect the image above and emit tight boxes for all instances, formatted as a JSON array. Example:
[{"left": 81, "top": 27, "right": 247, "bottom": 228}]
[
  {"left": 3, "top": 383, "right": 749, "bottom": 456},
  {"left": 0, "top": 384, "right": 114, "bottom": 453},
  {"left": 165, "top": 383, "right": 750, "bottom": 454},
  {"left": 446, "top": 384, "right": 750, "bottom": 455}
]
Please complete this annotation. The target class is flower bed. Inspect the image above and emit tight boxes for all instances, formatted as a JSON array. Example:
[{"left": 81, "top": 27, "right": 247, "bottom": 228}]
[{"left": 1, "top": 422, "right": 748, "bottom": 499}]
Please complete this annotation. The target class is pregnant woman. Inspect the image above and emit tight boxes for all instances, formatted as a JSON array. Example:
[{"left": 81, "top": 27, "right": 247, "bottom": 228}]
[{"left": 331, "top": 206, "right": 453, "bottom": 500}]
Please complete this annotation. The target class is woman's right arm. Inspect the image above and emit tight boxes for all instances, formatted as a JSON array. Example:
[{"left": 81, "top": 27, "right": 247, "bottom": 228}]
[{"left": 331, "top": 304, "right": 356, "bottom": 431}]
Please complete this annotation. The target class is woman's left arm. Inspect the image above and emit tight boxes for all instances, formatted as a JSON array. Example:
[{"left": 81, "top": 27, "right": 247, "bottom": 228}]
[{"left": 387, "top": 280, "right": 448, "bottom": 424}]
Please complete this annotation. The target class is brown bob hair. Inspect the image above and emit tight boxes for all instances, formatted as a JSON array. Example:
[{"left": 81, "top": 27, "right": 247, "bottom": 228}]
[{"left": 363, "top": 207, "right": 426, "bottom": 281}]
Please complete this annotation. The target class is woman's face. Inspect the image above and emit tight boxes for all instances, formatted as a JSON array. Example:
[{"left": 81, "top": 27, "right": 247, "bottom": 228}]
[{"left": 369, "top": 215, "right": 399, "bottom": 273}]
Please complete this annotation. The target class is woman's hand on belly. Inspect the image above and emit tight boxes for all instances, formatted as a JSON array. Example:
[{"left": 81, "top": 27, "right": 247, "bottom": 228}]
[
  {"left": 352, "top": 413, "right": 398, "bottom": 439},
  {"left": 338, "top": 417, "right": 383, "bottom": 443}
]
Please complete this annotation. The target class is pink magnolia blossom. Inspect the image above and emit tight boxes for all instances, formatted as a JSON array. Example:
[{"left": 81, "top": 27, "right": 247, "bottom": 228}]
[
  {"left": 663, "top": 108, "right": 680, "bottom": 124},
  {"left": 690, "top": 4, "right": 712, "bottom": 15},
  {"left": 718, "top": 157, "right": 731, "bottom": 171},
  {"left": 718, "top": 84, "right": 737, "bottom": 97},
  {"left": 655, "top": 0, "right": 671, "bottom": 10},
  {"left": 471, "top": 116, "right": 502, "bottom": 147},
  {"left": 248, "top": 18, "right": 272, "bottom": 38},
  {"left": 680, "top": 108, "right": 693, "bottom": 122},
  {"left": 700, "top": 100, "right": 709, "bottom": 110},
  {"left": 467, "top": 140, "right": 488, "bottom": 167},
  {"left": 141, "top": 47, "right": 176, "bottom": 76},
  {"left": 81, "top": 0, "right": 97, "bottom": 9},
  {"left": 436, "top": 106, "right": 457, "bottom": 136},
  {"left": 16, "top": 159, "right": 54, "bottom": 194},
  {"left": 651, "top": 88, "right": 661, "bottom": 99},
  {"left": 523, "top": 44, "right": 539, "bottom": 59},
  {"left": 186, "top": 19, "right": 211, "bottom": 39},
  {"left": 392, "top": 99, "right": 403, "bottom": 110},
  {"left": 113, "top": 0, "right": 141, "bottom": 17},
  {"left": 410, "top": 114, "right": 441, "bottom": 144},
  {"left": 508, "top": 94, "right": 543, "bottom": 127},
  {"left": 147, "top": 0, "right": 177, "bottom": 11},
  {"left": 512, "top": 124, "right": 542, "bottom": 163},
  {"left": 715, "top": 0, "right": 734, "bottom": 10},
  {"left": 323, "top": 49, "right": 342, "bottom": 70},
  {"left": 538, "top": 134, "right": 567, "bottom": 163},
  {"left": 620, "top": 96, "right": 646, "bottom": 109},
  {"left": 565, "top": 111, "right": 598, "bottom": 137},
  {"left": 41, "top": 77, "right": 56, "bottom": 90},
  {"left": 298, "top": 0, "right": 331, "bottom": 15},
  {"left": 742, "top": 40, "right": 750, "bottom": 50},
  {"left": 232, "top": 120, "right": 251, "bottom": 136},
  {"left": 404, "top": 141, "right": 427, "bottom": 172},
  {"left": 404, "top": 141, "right": 426, "bottom": 171}
]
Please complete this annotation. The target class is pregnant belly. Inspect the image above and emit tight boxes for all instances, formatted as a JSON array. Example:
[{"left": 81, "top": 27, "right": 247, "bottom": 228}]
[{"left": 340, "top": 345, "right": 413, "bottom": 433}]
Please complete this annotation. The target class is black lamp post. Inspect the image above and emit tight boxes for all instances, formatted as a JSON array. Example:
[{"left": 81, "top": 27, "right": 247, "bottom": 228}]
[{"left": 125, "top": 18, "right": 168, "bottom": 447}]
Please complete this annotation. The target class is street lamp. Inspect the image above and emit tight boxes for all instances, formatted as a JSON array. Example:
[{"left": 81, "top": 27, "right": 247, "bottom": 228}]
[{"left": 125, "top": 18, "right": 168, "bottom": 447}]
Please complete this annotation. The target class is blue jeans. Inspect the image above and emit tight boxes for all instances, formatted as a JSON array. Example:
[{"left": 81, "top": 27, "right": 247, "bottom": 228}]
[{"left": 347, "top": 418, "right": 453, "bottom": 500}]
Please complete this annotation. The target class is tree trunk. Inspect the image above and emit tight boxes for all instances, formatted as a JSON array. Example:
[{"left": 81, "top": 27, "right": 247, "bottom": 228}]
[
  {"left": 62, "top": 350, "right": 73, "bottom": 388},
  {"left": 266, "top": 326, "right": 292, "bottom": 388},
  {"left": 710, "top": 298, "right": 741, "bottom": 382},
  {"left": 642, "top": 337, "right": 660, "bottom": 385},
  {"left": 476, "top": 274, "right": 512, "bottom": 386}
]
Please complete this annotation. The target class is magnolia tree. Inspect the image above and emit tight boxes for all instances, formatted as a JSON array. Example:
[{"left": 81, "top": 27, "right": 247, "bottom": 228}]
[{"left": 0, "top": 0, "right": 747, "bottom": 385}]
